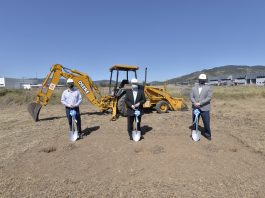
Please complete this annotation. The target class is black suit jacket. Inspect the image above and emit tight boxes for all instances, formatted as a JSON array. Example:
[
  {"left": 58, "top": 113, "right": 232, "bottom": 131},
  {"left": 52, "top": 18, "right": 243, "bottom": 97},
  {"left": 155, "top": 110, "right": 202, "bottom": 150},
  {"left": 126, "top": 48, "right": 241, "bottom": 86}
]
[{"left": 125, "top": 88, "right": 146, "bottom": 116}]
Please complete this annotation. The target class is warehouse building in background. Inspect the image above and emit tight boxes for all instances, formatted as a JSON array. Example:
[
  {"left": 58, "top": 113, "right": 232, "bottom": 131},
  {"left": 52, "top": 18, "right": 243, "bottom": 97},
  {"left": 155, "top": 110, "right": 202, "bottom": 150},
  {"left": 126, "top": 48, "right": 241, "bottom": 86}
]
[
  {"left": 0, "top": 77, "right": 39, "bottom": 89},
  {"left": 255, "top": 74, "right": 265, "bottom": 86},
  {"left": 208, "top": 73, "right": 265, "bottom": 86},
  {"left": 0, "top": 77, "right": 67, "bottom": 89},
  {"left": 0, "top": 78, "right": 5, "bottom": 87}
]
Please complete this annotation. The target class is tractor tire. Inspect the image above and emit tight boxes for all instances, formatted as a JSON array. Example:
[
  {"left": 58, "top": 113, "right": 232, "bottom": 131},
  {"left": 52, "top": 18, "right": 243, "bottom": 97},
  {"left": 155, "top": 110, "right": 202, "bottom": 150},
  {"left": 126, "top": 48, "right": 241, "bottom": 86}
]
[
  {"left": 117, "top": 94, "right": 127, "bottom": 116},
  {"left": 156, "top": 100, "right": 169, "bottom": 113}
]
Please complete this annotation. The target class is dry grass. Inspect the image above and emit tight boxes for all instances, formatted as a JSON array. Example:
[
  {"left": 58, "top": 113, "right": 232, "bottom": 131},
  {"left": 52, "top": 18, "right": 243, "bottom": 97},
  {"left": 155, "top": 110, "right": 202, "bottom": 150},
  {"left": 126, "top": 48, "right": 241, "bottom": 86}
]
[
  {"left": 213, "top": 85, "right": 265, "bottom": 100},
  {"left": 1, "top": 85, "right": 264, "bottom": 106},
  {"left": 166, "top": 85, "right": 265, "bottom": 100},
  {"left": 0, "top": 88, "right": 63, "bottom": 105},
  {"left": 0, "top": 89, "right": 34, "bottom": 105},
  {"left": 166, "top": 85, "right": 191, "bottom": 99}
]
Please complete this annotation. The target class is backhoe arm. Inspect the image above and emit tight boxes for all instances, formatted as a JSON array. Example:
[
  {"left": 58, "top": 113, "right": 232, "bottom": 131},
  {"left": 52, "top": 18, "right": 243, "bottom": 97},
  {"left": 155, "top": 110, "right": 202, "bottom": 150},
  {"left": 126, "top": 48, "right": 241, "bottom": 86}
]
[
  {"left": 28, "top": 64, "right": 64, "bottom": 121},
  {"left": 28, "top": 64, "right": 111, "bottom": 121},
  {"left": 35, "top": 64, "right": 63, "bottom": 105}
]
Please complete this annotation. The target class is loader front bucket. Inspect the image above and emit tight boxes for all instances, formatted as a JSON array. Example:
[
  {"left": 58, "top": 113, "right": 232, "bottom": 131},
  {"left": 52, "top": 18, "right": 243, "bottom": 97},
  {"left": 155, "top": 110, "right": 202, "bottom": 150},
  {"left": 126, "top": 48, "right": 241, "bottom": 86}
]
[{"left": 27, "top": 102, "right": 42, "bottom": 121}]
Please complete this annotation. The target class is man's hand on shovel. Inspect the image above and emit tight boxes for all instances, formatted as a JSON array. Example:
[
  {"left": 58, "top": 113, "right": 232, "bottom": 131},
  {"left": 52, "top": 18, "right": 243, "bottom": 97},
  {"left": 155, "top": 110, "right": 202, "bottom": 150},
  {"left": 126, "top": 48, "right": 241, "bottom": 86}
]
[{"left": 134, "top": 102, "right": 140, "bottom": 108}]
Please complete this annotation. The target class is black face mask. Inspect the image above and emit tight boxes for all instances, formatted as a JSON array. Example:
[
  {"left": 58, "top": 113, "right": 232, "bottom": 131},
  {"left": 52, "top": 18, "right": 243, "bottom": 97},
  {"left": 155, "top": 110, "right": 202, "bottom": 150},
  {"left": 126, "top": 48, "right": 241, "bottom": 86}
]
[
  {"left": 68, "top": 83, "right": 74, "bottom": 89},
  {"left": 199, "top": 80, "right": 206, "bottom": 85}
]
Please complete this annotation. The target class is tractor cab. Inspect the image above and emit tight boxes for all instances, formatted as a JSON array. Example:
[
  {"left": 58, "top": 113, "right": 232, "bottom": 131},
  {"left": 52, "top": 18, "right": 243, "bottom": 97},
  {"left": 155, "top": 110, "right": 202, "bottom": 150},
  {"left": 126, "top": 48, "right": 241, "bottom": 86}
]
[
  {"left": 109, "top": 64, "right": 144, "bottom": 116},
  {"left": 109, "top": 64, "right": 139, "bottom": 97}
]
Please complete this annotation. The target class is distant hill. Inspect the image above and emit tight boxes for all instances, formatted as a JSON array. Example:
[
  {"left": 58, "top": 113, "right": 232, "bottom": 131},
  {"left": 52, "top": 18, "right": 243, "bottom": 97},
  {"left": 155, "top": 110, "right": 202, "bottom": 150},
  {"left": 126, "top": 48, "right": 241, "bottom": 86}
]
[
  {"left": 94, "top": 80, "right": 115, "bottom": 87},
  {"left": 26, "top": 78, "right": 114, "bottom": 87},
  {"left": 164, "top": 65, "right": 265, "bottom": 84},
  {"left": 24, "top": 65, "right": 265, "bottom": 86},
  {"left": 149, "top": 81, "right": 164, "bottom": 86}
]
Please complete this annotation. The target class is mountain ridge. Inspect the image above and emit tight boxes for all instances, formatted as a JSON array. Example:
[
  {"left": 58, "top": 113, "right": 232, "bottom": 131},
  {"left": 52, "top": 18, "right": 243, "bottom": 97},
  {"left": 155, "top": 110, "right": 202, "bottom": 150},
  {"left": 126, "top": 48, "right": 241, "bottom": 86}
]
[{"left": 163, "top": 65, "right": 265, "bottom": 84}]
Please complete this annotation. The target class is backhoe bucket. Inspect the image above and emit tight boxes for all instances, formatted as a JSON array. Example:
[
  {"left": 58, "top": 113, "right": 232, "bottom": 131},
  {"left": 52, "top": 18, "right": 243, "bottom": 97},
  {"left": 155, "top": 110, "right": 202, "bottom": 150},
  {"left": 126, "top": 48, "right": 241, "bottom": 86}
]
[{"left": 28, "top": 102, "right": 42, "bottom": 121}]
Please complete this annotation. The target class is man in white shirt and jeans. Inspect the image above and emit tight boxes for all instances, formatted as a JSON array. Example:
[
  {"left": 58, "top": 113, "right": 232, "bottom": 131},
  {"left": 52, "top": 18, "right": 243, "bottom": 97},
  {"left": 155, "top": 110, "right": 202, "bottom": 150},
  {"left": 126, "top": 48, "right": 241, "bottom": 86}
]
[{"left": 61, "top": 79, "right": 83, "bottom": 137}]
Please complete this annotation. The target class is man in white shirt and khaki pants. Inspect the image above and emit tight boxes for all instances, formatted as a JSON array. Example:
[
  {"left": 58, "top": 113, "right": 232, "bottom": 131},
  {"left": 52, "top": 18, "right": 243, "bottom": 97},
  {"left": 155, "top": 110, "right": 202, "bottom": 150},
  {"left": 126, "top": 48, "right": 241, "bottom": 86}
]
[{"left": 61, "top": 79, "right": 83, "bottom": 137}]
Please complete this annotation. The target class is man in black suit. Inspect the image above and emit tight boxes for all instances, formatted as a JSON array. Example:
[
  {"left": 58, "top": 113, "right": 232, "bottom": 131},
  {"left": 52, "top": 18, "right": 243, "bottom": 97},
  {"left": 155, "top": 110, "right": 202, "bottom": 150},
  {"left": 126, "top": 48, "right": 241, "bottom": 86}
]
[{"left": 125, "top": 78, "right": 146, "bottom": 140}]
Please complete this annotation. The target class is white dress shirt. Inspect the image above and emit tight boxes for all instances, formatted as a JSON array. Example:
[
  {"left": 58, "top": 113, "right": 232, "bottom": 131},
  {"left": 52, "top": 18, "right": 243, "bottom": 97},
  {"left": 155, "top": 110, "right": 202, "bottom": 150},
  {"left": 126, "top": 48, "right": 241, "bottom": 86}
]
[
  {"left": 198, "top": 87, "right": 202, "bottom": 95},
  {"left": 133, "top": 89, "right": 138, "bottom": 103},
  {"left": 61, "top": 88, "right": 82, "bottom": 107}
]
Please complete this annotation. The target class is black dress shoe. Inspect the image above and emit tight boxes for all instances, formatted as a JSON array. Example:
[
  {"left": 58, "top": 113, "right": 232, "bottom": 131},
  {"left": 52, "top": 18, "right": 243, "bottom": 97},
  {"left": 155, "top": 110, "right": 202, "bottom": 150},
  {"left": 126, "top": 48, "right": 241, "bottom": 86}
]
[
  {"left": 78, "top": 132, "right": 83, "bottom": 139},
  {"left": 140, "top": 136, "right": 144, "bottom": 140},
  {"left": 206, "top": 136, "right": 211, "bottom": 141},
  {"left": 129, "top": 137, "right": 133, "bottom": 140}
]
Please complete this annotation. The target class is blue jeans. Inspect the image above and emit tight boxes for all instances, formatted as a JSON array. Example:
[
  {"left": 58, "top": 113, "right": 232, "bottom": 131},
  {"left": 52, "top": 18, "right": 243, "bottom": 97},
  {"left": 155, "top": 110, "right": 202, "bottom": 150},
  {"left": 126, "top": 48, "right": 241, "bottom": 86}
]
[
  {"left": 192, "top": 109, "right": 211, "bottom": 137},
  {"left": 66, "top": 107, "right": 82, "bottom": 132}
]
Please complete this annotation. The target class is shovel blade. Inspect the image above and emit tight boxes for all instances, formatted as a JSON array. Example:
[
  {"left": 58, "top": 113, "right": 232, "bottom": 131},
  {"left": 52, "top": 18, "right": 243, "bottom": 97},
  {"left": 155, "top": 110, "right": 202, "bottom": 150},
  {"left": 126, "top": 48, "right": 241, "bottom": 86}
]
[
  {"left": 69, "top": 131, "right": 79, "bottom": 142},
  {"left": 132, "top": 130, "right": 141, "bottom": 142},
  {"left": 27, "top": 102, "right": 42, "bottom": 122},
  {"left": 191, "top": 130, "right": 201, "bottom": 141}
]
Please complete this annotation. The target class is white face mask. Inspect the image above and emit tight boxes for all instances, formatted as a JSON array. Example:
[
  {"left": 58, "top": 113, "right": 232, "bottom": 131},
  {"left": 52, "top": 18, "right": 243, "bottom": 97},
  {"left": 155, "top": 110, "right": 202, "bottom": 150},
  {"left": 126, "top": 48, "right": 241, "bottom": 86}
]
[{"left": 132, "top": 84, "right": 138, "bottom": 89}]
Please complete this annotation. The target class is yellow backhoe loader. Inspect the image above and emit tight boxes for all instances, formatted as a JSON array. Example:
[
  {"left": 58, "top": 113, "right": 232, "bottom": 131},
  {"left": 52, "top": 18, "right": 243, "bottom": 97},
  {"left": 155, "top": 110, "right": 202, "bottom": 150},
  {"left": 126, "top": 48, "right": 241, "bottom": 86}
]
[
  {"left": 28, "top": 64, "right": 187, "bottom": 122},
  {"left": 109, "top": 65, "right": 188, "bottom": 116}
]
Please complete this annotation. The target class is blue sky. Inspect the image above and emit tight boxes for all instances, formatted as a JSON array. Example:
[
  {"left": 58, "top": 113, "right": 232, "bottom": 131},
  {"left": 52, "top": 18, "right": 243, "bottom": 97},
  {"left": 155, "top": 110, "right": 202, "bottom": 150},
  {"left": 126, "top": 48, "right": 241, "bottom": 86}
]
[{"left": 0, "top": 0, "right": 265, "bottom": 81}]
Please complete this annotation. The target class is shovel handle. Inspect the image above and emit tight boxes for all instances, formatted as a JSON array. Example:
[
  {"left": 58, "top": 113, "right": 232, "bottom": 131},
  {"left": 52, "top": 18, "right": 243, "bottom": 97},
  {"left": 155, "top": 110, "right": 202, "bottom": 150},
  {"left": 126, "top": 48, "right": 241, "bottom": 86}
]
[{"left": 72, "top": 117, "right": 75, "bottom": 131}]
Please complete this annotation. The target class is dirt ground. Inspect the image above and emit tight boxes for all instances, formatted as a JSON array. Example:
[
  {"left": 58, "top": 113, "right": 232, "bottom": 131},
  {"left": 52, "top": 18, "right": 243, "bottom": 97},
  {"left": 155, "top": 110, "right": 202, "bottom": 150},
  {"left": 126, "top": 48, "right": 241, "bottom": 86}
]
[{"left": 0, "top": 98, "right": 265, "bottom": 197}]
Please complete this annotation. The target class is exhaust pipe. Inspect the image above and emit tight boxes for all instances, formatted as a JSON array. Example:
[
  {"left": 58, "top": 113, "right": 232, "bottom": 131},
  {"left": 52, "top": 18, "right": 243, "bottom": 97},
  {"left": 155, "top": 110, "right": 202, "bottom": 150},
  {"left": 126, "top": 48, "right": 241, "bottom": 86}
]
[
  {"left": 144, "top": 67, "right": 147, "bottom": 85},
  {"left": 27, "top": 102, "right": 42, "bottom": 121}
]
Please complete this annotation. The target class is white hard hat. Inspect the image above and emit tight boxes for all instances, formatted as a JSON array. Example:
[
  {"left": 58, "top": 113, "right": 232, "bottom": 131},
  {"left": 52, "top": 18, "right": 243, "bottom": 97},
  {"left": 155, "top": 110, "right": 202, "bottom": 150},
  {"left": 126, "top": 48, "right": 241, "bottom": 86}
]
[
  {"left": 131, "top": 78, "right": 138, "bottom": 84},
  {"left": 198, "top": 74, "right": 207, "bottom": 80},
  {"left": 67, "top": 79, "right": 74, "bottom": 83}
]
